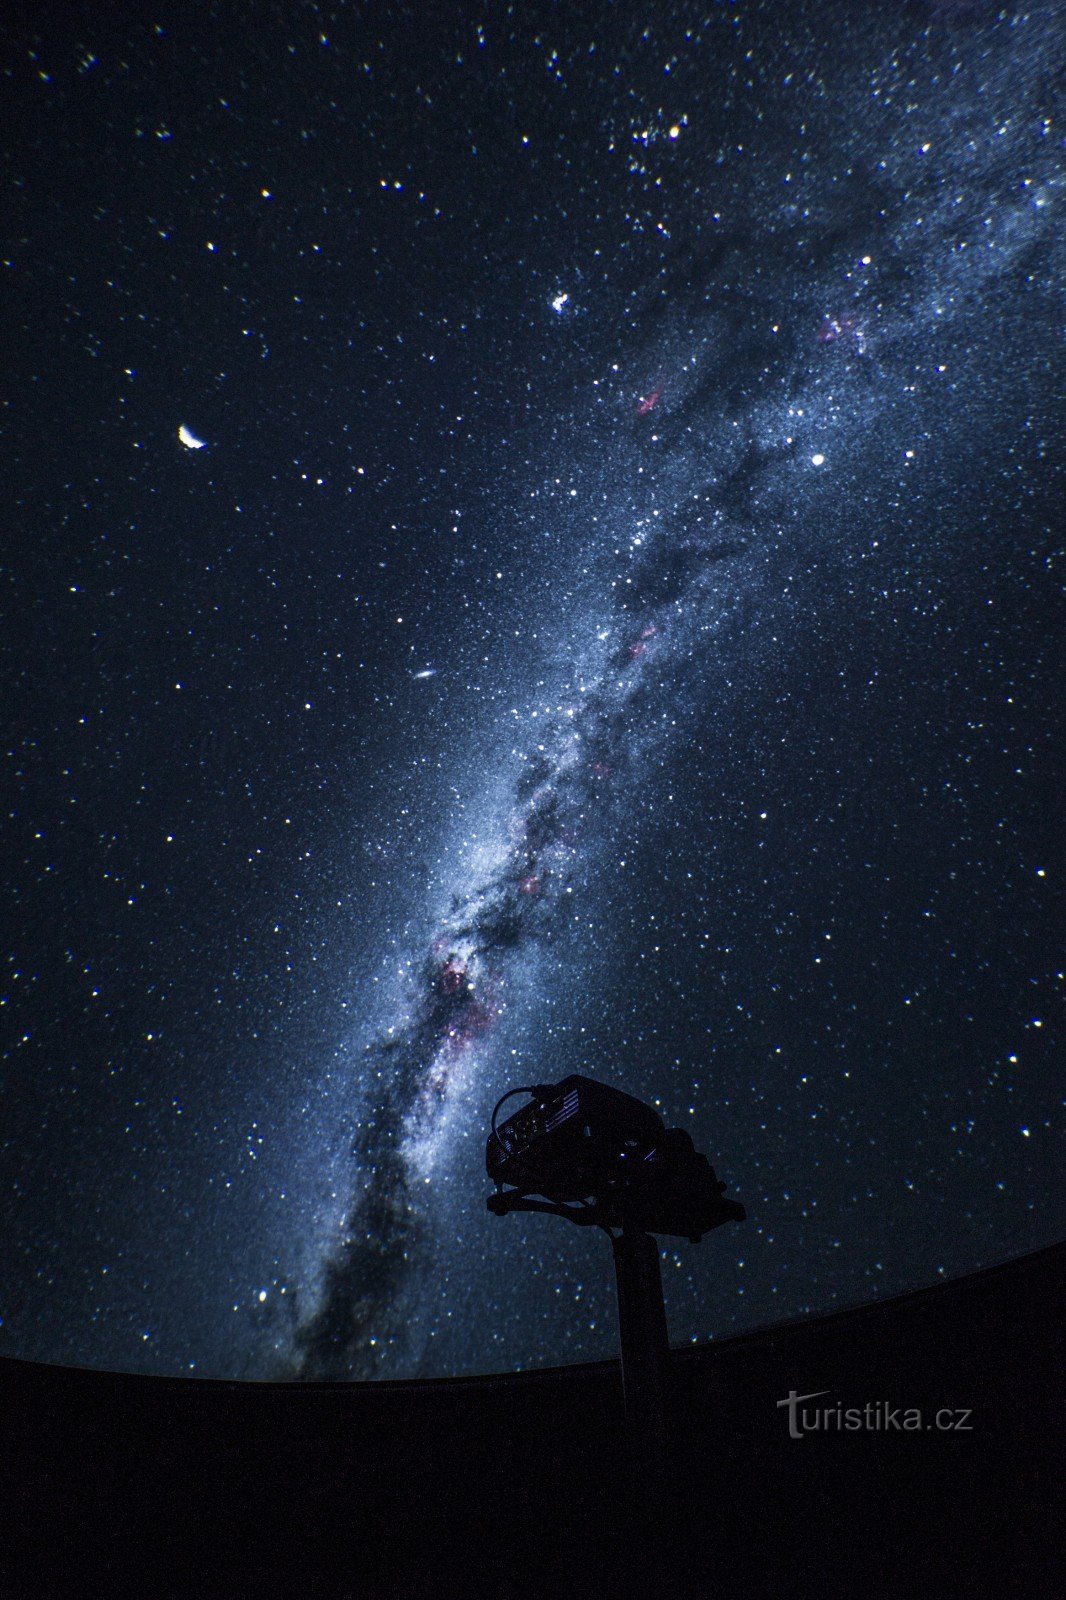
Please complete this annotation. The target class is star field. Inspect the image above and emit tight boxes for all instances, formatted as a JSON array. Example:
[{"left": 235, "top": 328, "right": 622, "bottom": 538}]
[{"left": 0, "top": 0, "right": 1061, "bottom": 1379}]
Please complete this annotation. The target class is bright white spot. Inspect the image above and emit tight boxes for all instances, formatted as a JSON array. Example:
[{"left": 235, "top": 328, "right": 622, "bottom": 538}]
[
  {"left": 412, "top": 668, "right": 437, "bottom": 680},
  {"left": 811, "top": 453, "right": 825, "bottom": 467},
  {"left": 551, "top": 292, "right": 569, "bottom": 313},
  {"left": 178, "top": 424, "right": 206, "bottom": 450},
  {"left": 668, "top": 125, "right": 681, "bottom": 140},
  {"left": 258, "top": 1290, "right": 267, "bottom": 1303}
]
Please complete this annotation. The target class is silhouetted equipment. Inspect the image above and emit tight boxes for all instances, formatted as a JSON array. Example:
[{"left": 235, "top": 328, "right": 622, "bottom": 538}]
[
  {"left": 487, "top": 1075, "right": 744, "bottom": 1239},
  {"left": 486, "top": 1074, "right": 745, "bottom": 1502}
]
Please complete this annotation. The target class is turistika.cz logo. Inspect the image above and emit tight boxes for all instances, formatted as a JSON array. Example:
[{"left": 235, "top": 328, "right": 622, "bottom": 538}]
[{"left": 777, "top": 1390, "right": 974, "bottom": 1439}]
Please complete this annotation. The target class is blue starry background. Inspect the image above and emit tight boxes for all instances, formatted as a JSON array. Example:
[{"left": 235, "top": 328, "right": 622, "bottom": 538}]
[{"left": 0, "top": 0, "right": 1061, "bottom": 1379}]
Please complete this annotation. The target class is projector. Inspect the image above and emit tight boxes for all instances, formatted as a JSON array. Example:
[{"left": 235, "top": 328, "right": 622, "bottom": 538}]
[{"left": 486, "top": 1075, "right": 745, "bottom": 1241}]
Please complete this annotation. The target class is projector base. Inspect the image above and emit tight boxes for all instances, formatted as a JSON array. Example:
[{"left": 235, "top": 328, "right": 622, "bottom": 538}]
[{"left": 612, "top": 1224, "right": 674, "bottom": 1498}]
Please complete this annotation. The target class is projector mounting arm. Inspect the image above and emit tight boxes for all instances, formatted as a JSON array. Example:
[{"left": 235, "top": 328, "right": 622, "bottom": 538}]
[{"left": 486, "top": 1189, "right": 610, "bottom": 1228}]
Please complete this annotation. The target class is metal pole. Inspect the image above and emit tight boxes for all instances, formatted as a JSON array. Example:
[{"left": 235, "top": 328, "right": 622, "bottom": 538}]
[{"left": 611, "top": 1224, "right": 673, "bottom": 1493}]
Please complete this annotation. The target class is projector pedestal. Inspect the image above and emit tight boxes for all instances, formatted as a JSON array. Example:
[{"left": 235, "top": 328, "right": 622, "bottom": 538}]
[
  {"left": 486, "top": 1074, "right": 744, "bottom": 1557},
  {"left": 612, "top": 1224, "right": 673, "bottom": 1492}
]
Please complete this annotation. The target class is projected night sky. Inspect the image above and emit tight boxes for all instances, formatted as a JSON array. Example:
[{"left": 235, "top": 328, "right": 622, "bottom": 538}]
[{"left": 1, "top": 2, "right": 1061, "bottom": 1382}]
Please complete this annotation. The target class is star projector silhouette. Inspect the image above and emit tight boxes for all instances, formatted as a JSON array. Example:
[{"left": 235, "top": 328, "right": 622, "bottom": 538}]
[
  {"left": 486, "top": 1074, "right": 744, "bottom": 1239},
  {"left": 487, "top": 1075, "right": 745, "bottom": 1494}
]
